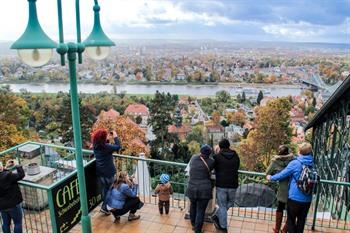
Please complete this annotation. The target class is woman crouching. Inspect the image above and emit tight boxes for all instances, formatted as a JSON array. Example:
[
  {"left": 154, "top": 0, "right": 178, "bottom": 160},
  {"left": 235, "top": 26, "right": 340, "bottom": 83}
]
[{"left": 106, "top": 171, "right": 144, "bottom": 222}]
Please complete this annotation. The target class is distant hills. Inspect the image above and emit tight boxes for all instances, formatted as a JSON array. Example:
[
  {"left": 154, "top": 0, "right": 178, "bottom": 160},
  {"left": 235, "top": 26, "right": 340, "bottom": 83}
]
[{"left": 0, "top": 40, "right": 349, "bottom": 57}]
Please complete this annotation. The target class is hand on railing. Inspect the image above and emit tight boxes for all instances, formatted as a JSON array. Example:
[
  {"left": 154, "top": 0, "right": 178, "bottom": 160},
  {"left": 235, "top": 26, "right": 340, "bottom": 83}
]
[{"left": 266, "top": 175, "right": 272, "bottom": 181}]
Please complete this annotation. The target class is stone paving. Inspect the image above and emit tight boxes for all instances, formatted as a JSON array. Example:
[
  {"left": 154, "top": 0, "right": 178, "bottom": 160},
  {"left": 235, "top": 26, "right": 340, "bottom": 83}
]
[{"left": 70, "top": 204, "right": 349, "bottom": 233}]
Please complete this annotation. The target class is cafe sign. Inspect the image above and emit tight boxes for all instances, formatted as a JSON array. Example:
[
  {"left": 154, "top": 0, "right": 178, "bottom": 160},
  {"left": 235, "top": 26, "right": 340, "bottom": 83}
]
[{"left": 51, "top": 161, "right": 102, "bottom": 233}]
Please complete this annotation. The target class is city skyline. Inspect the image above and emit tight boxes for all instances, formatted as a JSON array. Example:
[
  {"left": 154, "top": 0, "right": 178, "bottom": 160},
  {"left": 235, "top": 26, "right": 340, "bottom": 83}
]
[{"left": 0, "top": 0, "right": 349, "bottom": 43}]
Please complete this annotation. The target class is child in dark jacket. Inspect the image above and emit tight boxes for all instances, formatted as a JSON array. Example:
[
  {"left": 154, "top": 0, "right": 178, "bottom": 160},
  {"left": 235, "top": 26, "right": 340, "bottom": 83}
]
[{"left": 155, "top": 174, "right": 173, "bottom": 214}]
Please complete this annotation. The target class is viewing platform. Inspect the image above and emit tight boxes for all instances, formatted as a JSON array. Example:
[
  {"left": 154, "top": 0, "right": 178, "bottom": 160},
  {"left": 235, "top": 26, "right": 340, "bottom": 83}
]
[{"left": 1, "top": 141, "right": 349, "bottom": 233}]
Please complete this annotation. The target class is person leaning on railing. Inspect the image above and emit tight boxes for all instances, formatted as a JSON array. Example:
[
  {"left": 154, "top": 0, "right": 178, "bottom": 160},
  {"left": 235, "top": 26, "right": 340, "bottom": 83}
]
[
  {"left": 105, "top": 171, "right": 144, "bottom": 222},
  {"left": 211, "top": 139, "right": 240, "bottom": 233},
  {"left": 0, "top": 160, "right": 25, "bottom": 233},
  {"left": 267, "top": 143, "right": 314, "bottom": 233},
  {"left": 185, "top": 144, "right": 215, "bottom": 233},
  {"left": 92, "top": 129, "right": 121, "bottom": 215},
  {"left": 265, "top": 145, "right": 294, "bottom": 233}
]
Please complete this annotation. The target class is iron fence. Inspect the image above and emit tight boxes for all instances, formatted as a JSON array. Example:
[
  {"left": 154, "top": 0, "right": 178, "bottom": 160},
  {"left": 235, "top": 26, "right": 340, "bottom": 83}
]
[{"left": 0, "top": 141, "right": 349, "bottom": 232}]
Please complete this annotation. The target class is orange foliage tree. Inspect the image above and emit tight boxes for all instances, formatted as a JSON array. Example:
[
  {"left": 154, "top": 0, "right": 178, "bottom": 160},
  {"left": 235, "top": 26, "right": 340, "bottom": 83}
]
[
  {"left": 91, "top": 116, "right": 149, "bottom": 156},
  {"left": 0, "top": 121, "right": 26, "bottom": 151}
]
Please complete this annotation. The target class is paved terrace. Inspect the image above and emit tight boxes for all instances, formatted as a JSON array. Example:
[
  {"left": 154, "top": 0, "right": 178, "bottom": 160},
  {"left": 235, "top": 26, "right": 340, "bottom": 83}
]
[{"left": 69, "top": 203, "right": 349, "bottom": 233}]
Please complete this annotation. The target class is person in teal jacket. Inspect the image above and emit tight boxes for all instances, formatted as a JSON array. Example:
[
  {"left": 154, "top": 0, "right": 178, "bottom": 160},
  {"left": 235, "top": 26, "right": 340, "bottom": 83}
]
[{"left": 267, "top": 142, "right": 314, "bottom": 233}]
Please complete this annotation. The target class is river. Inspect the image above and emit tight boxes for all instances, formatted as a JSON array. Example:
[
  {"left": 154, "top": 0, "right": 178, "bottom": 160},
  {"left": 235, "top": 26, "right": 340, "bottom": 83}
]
[{"left": 3, "top": 83, "right": 303, "bottom": 97}]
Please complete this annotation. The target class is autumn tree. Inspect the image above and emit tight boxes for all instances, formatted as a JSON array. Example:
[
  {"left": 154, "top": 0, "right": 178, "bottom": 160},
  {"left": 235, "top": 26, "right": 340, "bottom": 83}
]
[
  {"left": 238, "top": 97, "right": 292, "bottom": 171},
  {"left": 188, "top": 140, "right": 200, "bottom": 155},
  {"left": 227, "top": 111, "right": 246, "bottom": 126},
  {"left": 92, "top": 115, "right": 149, "bottom": 156},
  {"left": 0, "top": 121, "right": 26, "bottom": 151},
  {"left": 211, "top": 111, "right": 221, "bottom": 125},
  {"left": 0, "top": 86, "right": 30, "bottom": 128}
]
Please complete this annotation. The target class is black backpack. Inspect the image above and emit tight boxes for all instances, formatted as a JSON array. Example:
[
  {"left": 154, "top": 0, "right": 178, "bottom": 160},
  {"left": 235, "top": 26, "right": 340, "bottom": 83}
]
[{"left": 296, "top": 161, "right": 320, "bottom": 195}]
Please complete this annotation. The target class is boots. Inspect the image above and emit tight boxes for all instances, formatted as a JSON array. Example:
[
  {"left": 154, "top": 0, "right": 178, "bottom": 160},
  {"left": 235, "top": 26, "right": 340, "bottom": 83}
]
[{"left": 273, "top": 211, "right": 283, "bottom": 233}]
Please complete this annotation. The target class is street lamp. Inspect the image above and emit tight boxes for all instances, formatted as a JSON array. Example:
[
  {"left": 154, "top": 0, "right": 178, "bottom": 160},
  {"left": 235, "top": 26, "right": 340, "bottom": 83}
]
[{"left": 11, "top": 0, "right": 115, "bottom": 233}]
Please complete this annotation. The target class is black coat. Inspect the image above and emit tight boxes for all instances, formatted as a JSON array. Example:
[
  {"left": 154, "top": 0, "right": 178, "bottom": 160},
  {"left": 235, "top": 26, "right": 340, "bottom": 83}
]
[
  {"left": 0, "top": 166, "right": 25, "bottom": 210},
  {"left": 94, "top": 137, "right": 121, "bottom": 178},
  {"left": 214, "top": 148, "right": 240, "bottom": 189},
  {"left": 186, "top": 154, "right": 214, "bottom": 200}
]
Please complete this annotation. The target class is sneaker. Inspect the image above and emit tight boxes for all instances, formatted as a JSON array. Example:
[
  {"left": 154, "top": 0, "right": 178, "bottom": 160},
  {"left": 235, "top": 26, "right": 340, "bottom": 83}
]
[
  {"left": 100, "top": 208, "right": 111, "bottom": 216},
  {"left": 128, "top": 213, "right": 140, "bottom": 221},
  {"left": 221, "top": 228, "right": 228, "bottom": 233}
]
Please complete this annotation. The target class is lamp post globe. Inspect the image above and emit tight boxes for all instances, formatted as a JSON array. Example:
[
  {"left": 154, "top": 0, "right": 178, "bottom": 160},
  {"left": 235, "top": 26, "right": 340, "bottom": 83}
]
[
  {"left": 11, "top": 0, "right": 56, "bottom": 67},
  {"left": 17, "top": 48, "right": 53, "bottom": 67},
  {"left": 83, "top": 4, "right": 115, "bottom": 60},
  {"left": 85, "top": 46, "right": 110, "bottom": 60}
]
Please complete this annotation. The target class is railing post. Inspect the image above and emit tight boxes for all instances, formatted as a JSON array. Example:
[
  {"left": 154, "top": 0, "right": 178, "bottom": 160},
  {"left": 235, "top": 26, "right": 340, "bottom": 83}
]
[
  {"left": 312, "top": 184, "right": 321, "bottom": 231},
  {"left": 47, "top": 189, "right": 58, "bottom": 233}
]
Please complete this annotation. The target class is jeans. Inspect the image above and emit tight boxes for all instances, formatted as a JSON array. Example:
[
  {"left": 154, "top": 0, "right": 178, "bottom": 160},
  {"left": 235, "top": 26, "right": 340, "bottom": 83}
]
[
  {"left": 111, "top": 197, "right": 142, "bottom": 217},
  {"left": 189, "top": 198, "right": 210, "bottom": 233},
  {"left": 215, "top": 187, "right": 237, "bottom": 229},
  {"left": 98, "top": 176, "right": 115, "bottom": 210},
  {"left": 1, "top": 204, "right": 23, "bottom": 233},
  {"left": 287, "top": 199, "right": 311, "bottom": 233}
]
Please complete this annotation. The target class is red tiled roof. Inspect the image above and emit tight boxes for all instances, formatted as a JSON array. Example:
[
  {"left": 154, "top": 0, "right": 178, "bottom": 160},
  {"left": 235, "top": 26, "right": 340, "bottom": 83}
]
[
  {"left": 125, "top": 104, "right": 149, "bottom": 115},
  {"left": 168, "top": 124, "right": 192, "bottom": 133},
  {"left": 98, "top": 109, "right": 120, "bottom": 120},
  {"left": 206, "top": 125, "right": 224, "bottom": 132}
]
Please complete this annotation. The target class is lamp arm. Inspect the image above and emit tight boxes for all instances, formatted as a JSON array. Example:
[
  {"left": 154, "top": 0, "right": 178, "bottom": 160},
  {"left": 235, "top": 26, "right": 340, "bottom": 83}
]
[
  {"left": 76, "top": 0, "right": 84, "bottom": 64},
  {"left": 56, "top": 0, "right": 67, "bottom": 65}
]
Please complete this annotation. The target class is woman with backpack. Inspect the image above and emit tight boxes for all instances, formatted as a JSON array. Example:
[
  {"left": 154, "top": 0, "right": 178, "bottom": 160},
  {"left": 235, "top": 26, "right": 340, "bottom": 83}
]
[
  {"left": 267, "top": 142, "right": 315, "bottom": 233},
  {"left": 266, "top": 145, "right": 294, "bottom": 233}
]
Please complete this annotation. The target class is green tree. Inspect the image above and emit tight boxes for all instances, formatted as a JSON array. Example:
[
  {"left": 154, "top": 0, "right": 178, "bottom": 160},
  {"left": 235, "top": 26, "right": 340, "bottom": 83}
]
[
  {"left": 237, "top": 94, "right": 242, "bottom": 103},
  {"left": 242, "top": 91, "right": 246, "bottom": 103},
  {"left": 148, "top": 91, "right": 178, "bottom": 156},
  {"left": 257, "top": 90, "right": 264, "bottom": 105},
  {"left": 216, "top": 90, "right": 231, "bottom": 103},
  {"left": 186, "top": 125, "right": 204, "bottom": 144},
  {"left": 58, "top": 93, "right": 96, "bottom": 146},
  {"left": 188, "top": 140, "right": 200, "bottom": 155}
]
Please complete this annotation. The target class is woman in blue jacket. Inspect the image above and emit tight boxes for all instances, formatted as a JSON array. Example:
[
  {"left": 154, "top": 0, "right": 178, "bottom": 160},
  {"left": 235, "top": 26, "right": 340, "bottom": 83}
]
[
  {"left": 106, "top": 171, "right": 143, "bottom": 222},
  {"left": 92, "top": 129, "right": 121, "bottom": 215},
  {"left": 267, "top": 143, "right": 314, "bottom": 233}
]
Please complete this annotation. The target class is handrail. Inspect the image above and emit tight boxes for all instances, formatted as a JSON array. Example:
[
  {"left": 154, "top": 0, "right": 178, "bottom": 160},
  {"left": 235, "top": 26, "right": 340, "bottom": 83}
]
[
  {"left": 1, "top": 141, "right": 350, "bottom": 188},
  {"left": 18, "top": 180, "right": 50, "bottom": 190}
]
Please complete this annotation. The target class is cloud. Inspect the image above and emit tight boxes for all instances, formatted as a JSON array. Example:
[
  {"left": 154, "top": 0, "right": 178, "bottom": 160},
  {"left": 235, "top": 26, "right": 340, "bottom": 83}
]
[
  {"left": 1, "top": 0, "right": 349, "bottom": 43},
  {"left": 262, "top": 22, "right": 325, "bottom": 39}
]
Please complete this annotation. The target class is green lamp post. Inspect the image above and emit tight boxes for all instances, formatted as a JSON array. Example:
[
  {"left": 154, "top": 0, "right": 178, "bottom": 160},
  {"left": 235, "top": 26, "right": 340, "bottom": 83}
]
[{"left": 11, "top": 1, "right": 115, "bottom": 233}]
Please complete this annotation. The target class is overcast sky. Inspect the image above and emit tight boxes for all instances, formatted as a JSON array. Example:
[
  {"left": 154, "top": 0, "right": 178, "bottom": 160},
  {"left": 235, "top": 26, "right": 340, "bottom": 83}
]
[{"left": 1, "top": 0, "right": 349, "bottom": 43}]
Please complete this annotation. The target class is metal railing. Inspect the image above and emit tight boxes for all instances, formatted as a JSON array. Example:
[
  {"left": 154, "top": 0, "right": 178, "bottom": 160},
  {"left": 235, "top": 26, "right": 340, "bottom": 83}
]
[{"left": 1, "top": 141, "right": 349, "bottom": 232}]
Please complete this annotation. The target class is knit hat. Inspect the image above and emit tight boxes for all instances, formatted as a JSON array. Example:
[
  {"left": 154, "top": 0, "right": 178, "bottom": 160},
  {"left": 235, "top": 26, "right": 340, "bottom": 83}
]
[
  {"left": 200, "top": 144, "right": 212, "bottom": 156},
  {"left": 160, "top": 173, "right": 170, "bottom": 184}
]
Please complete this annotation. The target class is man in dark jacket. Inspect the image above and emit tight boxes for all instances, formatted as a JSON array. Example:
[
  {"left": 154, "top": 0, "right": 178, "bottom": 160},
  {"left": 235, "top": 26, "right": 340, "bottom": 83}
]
[
  {"left": 212, "top": 139, "right": 240, "bottom": 233},
  {"left": 0, "top": 160, "right": 25, "bottom": 233}
]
